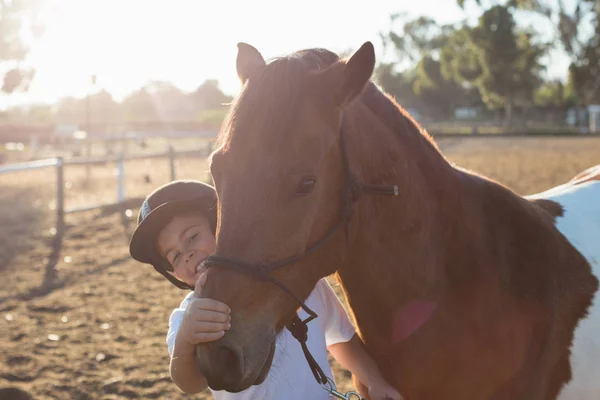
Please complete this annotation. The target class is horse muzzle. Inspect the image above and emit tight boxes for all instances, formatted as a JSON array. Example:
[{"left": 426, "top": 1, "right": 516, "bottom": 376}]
[{"left": 195, "top": 332, "right": 276, "bottom": 392}]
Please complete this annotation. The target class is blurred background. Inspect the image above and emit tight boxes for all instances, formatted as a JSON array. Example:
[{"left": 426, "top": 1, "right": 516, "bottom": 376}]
[{"left": 1, "top": 1, "right": 599, "bottom": 399}]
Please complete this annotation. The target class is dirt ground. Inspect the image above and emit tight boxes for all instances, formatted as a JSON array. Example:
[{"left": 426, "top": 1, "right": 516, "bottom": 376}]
[{"left": 1, "top": 136, "right": 600, "bottom": 399}]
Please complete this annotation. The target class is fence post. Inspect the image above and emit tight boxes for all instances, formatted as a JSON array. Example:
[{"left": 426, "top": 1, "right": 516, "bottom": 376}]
[
  {"left": 30, "top": 135, "right": 39, "bottom": 159},
  {"left": 168, "top": 145, "right": 176, "bottom": 181},
  {"left": 56, "top": 157, "right": 64, "bottom": 227},
  {"left": 85, "top": 138, "right": 92, "bottom": 186},
  {"left": 117, "top": 152, "right": 125, "bottom": 205}
]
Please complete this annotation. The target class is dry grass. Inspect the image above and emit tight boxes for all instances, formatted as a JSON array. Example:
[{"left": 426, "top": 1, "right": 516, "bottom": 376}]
[
  {"left": 437, "top": 136, "right": 600, "bottom": 195},
  {"left": 1, "top": 136, "right": 599, "bottom": 399}
]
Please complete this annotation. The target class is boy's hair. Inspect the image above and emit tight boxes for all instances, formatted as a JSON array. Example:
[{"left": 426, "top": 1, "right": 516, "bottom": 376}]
[{"left": 129, "top": 180, "right": 217, "bottom": 290}]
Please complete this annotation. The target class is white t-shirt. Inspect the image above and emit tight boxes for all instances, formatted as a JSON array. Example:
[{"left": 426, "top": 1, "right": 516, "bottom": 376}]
[{"left": 166, "top": 278, "right": 356, "bottom": 400}]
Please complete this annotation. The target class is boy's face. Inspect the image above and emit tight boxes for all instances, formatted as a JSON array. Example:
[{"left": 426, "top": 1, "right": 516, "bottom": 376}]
[{"left": 155, "top": 213, "right": 216, "bottom": 287}]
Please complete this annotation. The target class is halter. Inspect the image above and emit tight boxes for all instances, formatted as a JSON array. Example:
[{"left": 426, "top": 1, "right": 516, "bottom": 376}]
[{"left": 203, "top": 116, "right": 399, "bottom": 388}]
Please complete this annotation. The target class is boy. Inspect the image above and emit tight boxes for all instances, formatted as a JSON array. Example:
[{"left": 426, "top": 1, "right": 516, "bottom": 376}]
[{"left": 129, "top": 179, "right": 402, "bottom": 400}]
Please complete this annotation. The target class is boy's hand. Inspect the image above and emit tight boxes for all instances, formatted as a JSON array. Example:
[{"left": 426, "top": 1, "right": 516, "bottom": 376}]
[
  {"left": 367, "top": 379, "right": 403, "bottom": 400},
  {"left": 177, "top": 272, "right": 231, "bottom": 346}
]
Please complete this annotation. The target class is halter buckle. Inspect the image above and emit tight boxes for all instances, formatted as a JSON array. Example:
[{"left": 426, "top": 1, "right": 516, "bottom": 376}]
[{"left": 321, "top": 377, "right": 364, "bottom": 399}]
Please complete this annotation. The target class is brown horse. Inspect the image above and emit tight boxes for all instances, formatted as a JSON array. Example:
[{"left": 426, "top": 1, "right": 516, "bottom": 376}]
[{"left": 197, "top": 42, "right": 600, "bottom": 399}]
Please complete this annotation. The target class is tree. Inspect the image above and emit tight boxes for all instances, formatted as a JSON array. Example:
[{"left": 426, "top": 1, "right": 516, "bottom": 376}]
[
  {"left": 378, "top": 14, "right": 482, "bottom": 117},
  {"left": 458, "top": 0, "right": 599, "bottom": 107},
  {"left": 442, "top": 6, "right": 547, "bottom": 122},
  {"left": 567, "top": 17, "right": 600, "bottom": 105},
  {"left": 534, "top": 80, "right": 570, "bottom": 106},
  {"left": 0, "top": 0, "right": 45, "bottom": 93},
  {"left": 513, "top": 0, "right": 598, "bottom": 108},
  {"left": 87, "top": 90, "right": 121, "bottom": 125},
  {"left": 380, "top": 13, "right": 454, "bottom": 67},
  {"left": 53, "top": 96, "right": 86, "bottom": 124},
  {"left": 121, "top": 87, "right": 160, "bottom": 123},
  {"left": 506, "top": 0, "right": 595, "bottom": 60},
  {"left": 414, "top": 55, "right": 481, "bottom": 118},
  {"left": 373, "top": 62, "right": 419, "bottom": 108},
  {"left": 440, "top": 27, "right": 482, "bottom": 83},
  {"left": 191, "top": 79, "right": 232, "bottom": 111},
  {"left": 382, "top": 14, "right": 448, "bottom": 63},
  {"left": 121, "top": 81, "right": 190, "bottom": 123}
]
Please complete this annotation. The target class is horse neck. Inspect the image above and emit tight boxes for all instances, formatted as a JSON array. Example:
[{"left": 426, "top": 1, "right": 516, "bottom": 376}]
[{"left": 336, "top": 96, "right": 470, "bottom": 324}]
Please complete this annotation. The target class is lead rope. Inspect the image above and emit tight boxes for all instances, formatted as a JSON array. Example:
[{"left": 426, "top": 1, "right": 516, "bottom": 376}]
[
  {"left": 287, "top": 318, "right": 365, "bottom": 399},
  {"left": 285, "top": 328, "right": 366, "bottom": 399},
  {"left": 287, "top": 315, "right": 329, "bottom": 385}
]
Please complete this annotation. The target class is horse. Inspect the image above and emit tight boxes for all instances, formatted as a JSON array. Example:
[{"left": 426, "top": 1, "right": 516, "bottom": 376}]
[{"left": 196, "top": 41, "right": 600, "bottom": 399}]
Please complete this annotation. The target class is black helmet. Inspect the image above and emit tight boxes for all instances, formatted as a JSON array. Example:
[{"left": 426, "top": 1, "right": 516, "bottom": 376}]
[{"left": 129, "top": 180, "right": 217, "bottom": 290}]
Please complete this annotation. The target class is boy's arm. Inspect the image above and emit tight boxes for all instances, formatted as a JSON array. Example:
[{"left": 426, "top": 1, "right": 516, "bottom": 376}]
[
  {"left": 327, "top": 334, "right": 401, "bottom": 400},
  {"left": 316, "top": 279, "right": 402, "bottom": 399},
  {"left": 170, "top": 331, "right": 208, "bottom": 394},
  {"left": 166, "top": 277, "right": 230, "bottom": 395}
]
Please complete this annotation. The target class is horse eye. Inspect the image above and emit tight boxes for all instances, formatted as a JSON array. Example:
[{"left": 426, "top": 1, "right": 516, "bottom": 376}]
[{"left": 295, "top": 178, "right": 316, "bottom": 196}]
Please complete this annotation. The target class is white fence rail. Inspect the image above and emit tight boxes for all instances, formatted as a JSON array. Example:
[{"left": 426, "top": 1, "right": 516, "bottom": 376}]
[
  {"left": 0, "top": 145, "right": 209, "bottom": 226},
  {"left": 0, "top": 157, "right": 64, "bottom": 173}
]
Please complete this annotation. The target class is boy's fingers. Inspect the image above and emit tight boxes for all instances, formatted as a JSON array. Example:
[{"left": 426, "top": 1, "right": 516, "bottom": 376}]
[
  {"left": 192, "top": 298, "right": 231, "bottom": 315},
  {"left": 191, "top": 330, "right": 225, "bottom": 344},
  {"left": 192, "top": 307, "right": 231, "bottom": 323},
  {"left": 194, "top": 320, "right": 231, "bottom": 333}
]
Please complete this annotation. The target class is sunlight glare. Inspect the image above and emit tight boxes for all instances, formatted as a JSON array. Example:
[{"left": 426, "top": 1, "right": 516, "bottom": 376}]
[
  {"left": 17, "top": 0, "right": 509, "bottom": 106},
  {"left": 27, "top": 0, "right": 240, "bottom": 102}
]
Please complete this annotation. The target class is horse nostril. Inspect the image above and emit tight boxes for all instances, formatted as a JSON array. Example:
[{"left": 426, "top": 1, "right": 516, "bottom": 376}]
[
  {"left": 196, "top": 342, "right": 245, "bottom": 391},
  {"left": 218, "top": 345, "right": 237, "bottom": 367}
]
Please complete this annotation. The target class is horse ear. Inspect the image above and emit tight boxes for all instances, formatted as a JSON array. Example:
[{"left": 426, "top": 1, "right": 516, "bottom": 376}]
[
  {"left": 236, "top": 43, "right": 266, "bottom": 85},
  {"left": 311, "top": 42, "right": 376, "bottom": 108}
]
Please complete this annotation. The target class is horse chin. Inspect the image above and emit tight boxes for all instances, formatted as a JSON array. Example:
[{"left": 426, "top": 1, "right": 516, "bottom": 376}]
[
  {"left": 254, "top": 340, "right": 276, "bottom": 385},
  {"left": 226, "top": 340, "right": 276, "bottom": 393}
]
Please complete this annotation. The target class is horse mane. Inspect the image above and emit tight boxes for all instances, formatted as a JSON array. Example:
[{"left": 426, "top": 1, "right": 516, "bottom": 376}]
[{"left": 360, "top": 82, "right": 440, "bottom": 150}]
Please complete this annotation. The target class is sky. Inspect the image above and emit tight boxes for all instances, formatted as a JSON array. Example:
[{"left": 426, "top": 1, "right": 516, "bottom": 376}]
[{"left": 2, "top": 0, "right": 569, "bottom": 109}]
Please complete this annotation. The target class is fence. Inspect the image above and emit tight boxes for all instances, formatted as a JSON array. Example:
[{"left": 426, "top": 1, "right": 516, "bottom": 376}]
[{"left": 0, "top": 146, "right": 209, "bottom": 227}]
